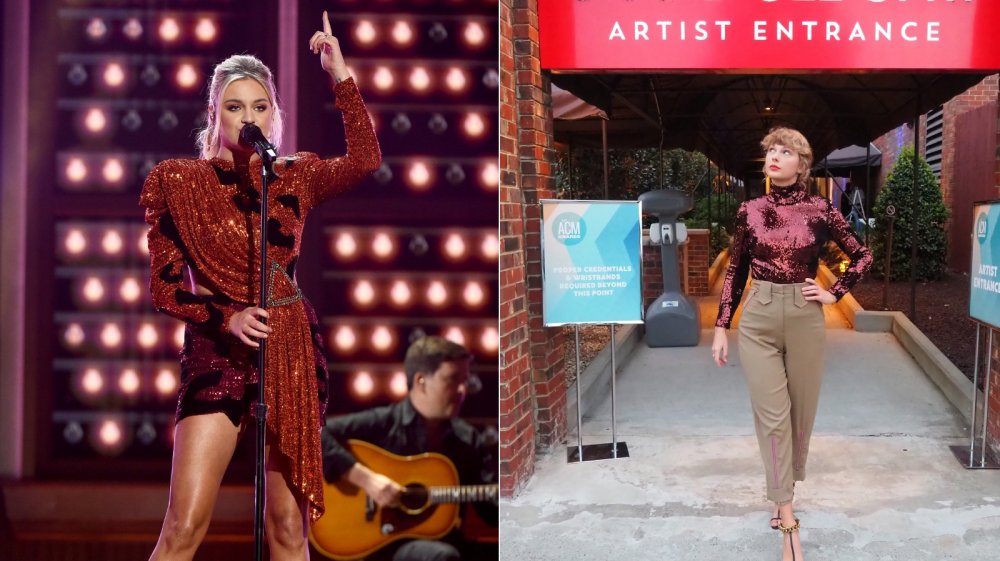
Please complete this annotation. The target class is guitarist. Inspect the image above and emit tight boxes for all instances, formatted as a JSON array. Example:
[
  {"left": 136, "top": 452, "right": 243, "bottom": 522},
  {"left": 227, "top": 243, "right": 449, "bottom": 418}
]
[{"left": 320, "top": 336, "right": 497, "bottom": 561}]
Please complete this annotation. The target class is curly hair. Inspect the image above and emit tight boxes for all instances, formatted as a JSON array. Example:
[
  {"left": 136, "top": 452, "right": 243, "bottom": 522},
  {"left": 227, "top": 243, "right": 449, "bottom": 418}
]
[
  {"left": 196, "top": 54, "right": 284, "bottom": 159},
  {"left": 760, "top": 127, "right": 813, "bottom": 189}
]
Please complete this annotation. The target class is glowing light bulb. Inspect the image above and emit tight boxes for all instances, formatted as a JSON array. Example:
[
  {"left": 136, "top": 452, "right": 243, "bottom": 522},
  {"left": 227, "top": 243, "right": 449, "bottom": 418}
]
[
  {"left": 391, "top": 21, "right": 414, "bottom": 46},
  {"left": 155, "top": 369, "right": 177, "bottom": 395},
  {"left": 137, "top": 323, "right": 159, "bottom": 349},
  {"left": 409, "top": 67, "right": 430, "bottom": 91},
  {"left": 371, "top": 326, "right": 393, "bottom": 352},
  {"left": 66, "top": 158, "right": 88, "bottom": 183},
  {"left": 445, "top": 68, "right": 467, "bottom": 92},
  {"left": 480, "top": 162, "right": 499, "bottom": 190},
  {"left": 98, "top": 419, "right": 122, "bottom": 445},
  {"left": 464, "top": 22, "right": 486, "bottom": 47},
  {"left": 64, "top": 323, "right": 85, "bottom": 347},
  {"left": 390, "top": 280, "right": 412, "bottom": 306},
  {"left": 102, "top": 158, "right": 125, "bottom": 184},
  {"left": 463, "top": 113, "right": 485, "bottom": 137},
  {"left": 463, "top": 281, "right": 485, "bottom": 307},
  {"left": 426, "top": 281, "right": 447, "bottom": 307},
  {"left": 371, "top": 232, "right": 394, "bottom": 259},
  {"left": 353, "top": 280, "right": 375, "bottom": 306},
  {"left": 389, "top": 371, "right": 408, "bottom": 398},
  {"left": 176, "top": 63, "right": 198, "bottom": 89},
  {"left": 334, "top": 326, "right": 357, "bottom": 351},
  {"left": 120, "top": 277, "right": 141, "bottom": 303},
  {"left": 481, "top": 233, "right": 499, "bottom": 260},
  {"left": 82, "top": 368, "right": 104, "bottom": 394},
  {"left": 119, "top": 368, "right": 140, "bottom": 394},
  {"left": 444, "top": 234, "right": 466, "bottom": 260},
  {"left": 373, "top": 67, "right": 394, "bottom": 90},
  {"left": 355, "top": 20, "right": 377, "bottom": 45},
  {"left": 408, "top": 162, "right": 432, "bottom": 190},
  {"left": 102, "top": 229, "right": 123, "bottom": 255},
  {"left": 334, "top": 232, "right": 358, "bottom": 258},
  {"left": 481, "top": 326, "right": 499, "bottom": 353},
  {"left": 174, "top": 324, "right": 185, "bottom": 349},
  {"left": 84, "top": 108, "right": 107, "bottom": 133},
  {"left": 103, "top": 63, "right": 125, "bottom": 88},
  {"left": 444, "top": 326, "right": 465, "bottom": 346},
  {"left": 139, "top": 229, "right": 150, "bottom": 255},
  {"left": 159, "top": 17, "right": 181, "bottom": 42},
  {"left": 352, "top": 371, "right": 375, "bottom": 398},
  {"left": 123, "top": 18, "right": 143, "bottom": 40},
  {"left": 100, "top": 323, "right": 122, "bottom": 348},
  {"left": 194, "top": 18, "right": 217, "bottom": 43},
  {"left": 86, "top": 18, "right": 108, "bottom": 41},
  {"left": 65, "top": 229, "right": 87, "bottom": 255},
  {"left": 82, "top": 277, "right": 105, "bottom": 302}
]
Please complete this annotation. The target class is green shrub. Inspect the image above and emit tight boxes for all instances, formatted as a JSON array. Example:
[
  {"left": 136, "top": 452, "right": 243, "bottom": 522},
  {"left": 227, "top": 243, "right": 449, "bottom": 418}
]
[{"left": 869, "top": 146, "right": 949, "bottom": 281}]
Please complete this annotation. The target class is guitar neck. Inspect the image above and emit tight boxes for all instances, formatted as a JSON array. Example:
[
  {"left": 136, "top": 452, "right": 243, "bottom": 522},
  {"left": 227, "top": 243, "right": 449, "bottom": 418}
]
[{"left": 427, "top": 485, "right": 498, "bottom": 504}]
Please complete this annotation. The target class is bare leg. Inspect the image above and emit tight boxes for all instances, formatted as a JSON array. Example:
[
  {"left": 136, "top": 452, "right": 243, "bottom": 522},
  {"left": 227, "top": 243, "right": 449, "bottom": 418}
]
[
  {"left": 265, "top": 443, "right": 310, "bottom": 561},
  {"left": 149, "top": 413, "right": 241, "bottom": 561},
  {"left": 778, "top": 502, "right": 803, "bottom": 561}
]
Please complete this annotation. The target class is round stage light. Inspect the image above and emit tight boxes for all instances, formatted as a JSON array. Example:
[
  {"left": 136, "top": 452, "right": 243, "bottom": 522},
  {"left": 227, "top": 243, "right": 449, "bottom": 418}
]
[
  {"left": 371, "top": 326, "right": 394, "bottom": 352},
  {"left": 481, "top": 233, "right": 499, "bottom": 260},
  {"left": 155, "top": 368, "right": 177, "bottom": 395},
  {"left": 66, "top": 157, "right": 88, "bottom": 184},
  {"left": 65, "top": 228, "right": 87, "bottom": 255},
  {"left": 352, "top": 280, "right": 376, "bottom": 306},
  {"left": 409, "top": 67, "right": 430, "bottom": 92},
  {"left": 64, "top": 323, "right": 85, "bottom": 347},
  {"left": 159, "top": 17, "right": 181, "bottom": 43},
  {"left": 176, "top": 63, "right": 199, "bottom": 90},
  {"left": 84, "top": 107, "right": 108, "bottom": 134},
  {"left": 81, "top": 368, "right": 104, "bottom": 394},
  {"left": 443, "top": 326, "right": 466, "bottom": 346},
  {"left": 174, "top": 324, "right": 185, "bottom": 349},
  {"left": 333, "top": 326, "right": 357, "bottom": 352},
  {"left": 355, "top": 20, "right": 377, "bottom": 45},
  {"left": 102, "top": 229, "right": 124, "bottom": 255},
  {"left": 139, "top": 228, "right": 150, "bottom": 256},
  {"left": 373, "top": 67, "right": 394, "bottom": 91},
  {"left": 481, "top": 326, "right": 499, "bottom": 353},
  {"left": 352, "top": 371, "right": 375, "bottom": 399},
  {"left": 371, "top": 232, "right": 395, "bottom": 259},
  {"left": 463, "top": 281, "right": 485, "bottom": 307},
  {"left": 120, "top": 277, "right": 141, "bottom": 303},
  {"left": 103, "top": 63, "right": 126, "bottom": 88},
  {"left": 463, "top": 112, "right": 485, "bottom": 138},
  {"left": 100, "top": 323, "right": 122, "bottom": 349},
  {"left": 96, "top": 419, "right": 123, "bottom": 448},
  {"left": 407, "top": 162, "right": 432, "bottom": 190},
  {"left": 137, "top": 323, "right": 159, "bottom": 349},
  {"left": 333, "top": 232, "right": 358, "bottom": 259},
  {"left": 391, "top": 21, "right": 414, "bottom": 46},
  {"left": 119, "top": 368, "right": 140, "bottom": 395},
  {"left": 389, "top": 371, "right": 408, "bottom": 398},
  {"left": 445, "top": 68, "right": 467, "bottom": 92},
  {"left": 194, "top": 17, "right": 217, "bottom": 43},
  {"left": 102, "top": 158, "right": 125, "bottom": 184},
  {"left": 82, "top": 277, "right": 105, "bottom": 303},
  {"left": 389, "top": 280, "right": 412, "bottom": 306},
  {"left": 464, "top": 22, "right": 486, "bottom": 47},
  {"left": 426, "top": 280, "right": 448, "bottom": 307},
  {"left": 444, "top": 233, "right": 466, "bottom": 260},
  {"left": 86, "top": 18, "right": 108, "bottom": 41},
  {"left": 123, "top": 17, "right": 143, "bottom": 40},
  {"left": 480, "top": 161, "right": 499, "bottom": 190}
]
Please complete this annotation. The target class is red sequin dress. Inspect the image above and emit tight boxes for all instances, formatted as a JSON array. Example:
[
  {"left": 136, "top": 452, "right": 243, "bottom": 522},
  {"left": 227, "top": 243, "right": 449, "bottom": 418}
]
[
  {"left": 716, "top": 185, "right": 873, "bottom": 329},
  {"left": 139, "top": 77, "right": 380, "bottom": 522}
]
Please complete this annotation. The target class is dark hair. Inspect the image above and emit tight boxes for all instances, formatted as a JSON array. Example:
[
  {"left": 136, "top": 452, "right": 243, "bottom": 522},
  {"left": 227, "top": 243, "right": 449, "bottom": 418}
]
[{"left": 404, "top": 336, "right": 471, "bottom": 389}]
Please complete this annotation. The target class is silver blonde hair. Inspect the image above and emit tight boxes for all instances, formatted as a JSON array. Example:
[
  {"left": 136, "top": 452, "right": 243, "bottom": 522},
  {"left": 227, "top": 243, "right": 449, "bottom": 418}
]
[{"left": 196, "top": 54, "right": 284, "bottom": 159}]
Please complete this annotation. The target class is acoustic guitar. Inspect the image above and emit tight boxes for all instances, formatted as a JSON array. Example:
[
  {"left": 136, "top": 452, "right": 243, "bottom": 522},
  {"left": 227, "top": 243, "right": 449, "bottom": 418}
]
[{"left": 308, "top": 439, "right": 497, "bottom": 560}]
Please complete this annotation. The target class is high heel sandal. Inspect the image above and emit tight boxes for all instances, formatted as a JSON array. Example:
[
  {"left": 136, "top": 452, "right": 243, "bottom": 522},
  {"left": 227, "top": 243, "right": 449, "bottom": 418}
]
[{"left": 778, "top": 519, "right": 801, "bottom": 561}]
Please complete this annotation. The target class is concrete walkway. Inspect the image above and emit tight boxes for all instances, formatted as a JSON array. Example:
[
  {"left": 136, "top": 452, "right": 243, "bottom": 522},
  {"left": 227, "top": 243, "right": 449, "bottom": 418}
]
[{"left": 500, "top": 284, "right": 1000, "bottom": 560}]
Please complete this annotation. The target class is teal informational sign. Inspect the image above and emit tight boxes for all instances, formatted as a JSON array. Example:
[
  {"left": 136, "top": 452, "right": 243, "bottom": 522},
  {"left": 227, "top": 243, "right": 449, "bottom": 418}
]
[
  {"left": 541, "top": 200, "right": 643, "bottom": 326},
  {"left": 970, "top": 200, "right": 1000, "bottom": 330}
]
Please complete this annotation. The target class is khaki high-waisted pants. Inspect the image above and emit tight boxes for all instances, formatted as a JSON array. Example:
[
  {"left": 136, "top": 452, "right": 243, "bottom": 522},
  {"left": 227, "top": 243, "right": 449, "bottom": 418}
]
[{"left": 738, "top": 280, "right": 825, "bottom": 504}]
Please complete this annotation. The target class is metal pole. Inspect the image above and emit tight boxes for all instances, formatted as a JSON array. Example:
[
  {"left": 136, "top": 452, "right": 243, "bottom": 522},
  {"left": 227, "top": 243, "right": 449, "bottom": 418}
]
[
  {"left": 865, "top": 143, "right": 873, "bottom": 247},
  {"left": 610, "top": 324, "right": 617, "bottom": 458},
  {"left": 253, "top": 162, "right": 273, "bottom": 561},
  {"left": 980, "top": 330, "right": 994, "bottom": 467},
  {"left": 575, "top": 325, "right": 583, "bottom": 461},
  {"left": 602, "top": 119, "right": 609, "bottom": 200},
  {"left": 909, "top": 97, "right": 920, "bottom": 320},
  {"left": 970, "top": 323, "right": 981, "bottom": 467}
]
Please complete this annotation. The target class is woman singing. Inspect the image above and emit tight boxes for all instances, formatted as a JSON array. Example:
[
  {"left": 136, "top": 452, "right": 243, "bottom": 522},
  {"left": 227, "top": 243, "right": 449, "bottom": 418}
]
[
  {"left": 141, "top": 11, "right": 380, "bottom": 560},
  {"left": 711, "top": 127, "right": 872, "bottom": 561}
]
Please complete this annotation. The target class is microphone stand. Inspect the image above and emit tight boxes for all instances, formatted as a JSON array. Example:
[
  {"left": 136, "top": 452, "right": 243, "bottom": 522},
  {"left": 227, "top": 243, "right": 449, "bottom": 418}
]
[{"left": 253, "top": 154, "right": 275, "bottom": 561}]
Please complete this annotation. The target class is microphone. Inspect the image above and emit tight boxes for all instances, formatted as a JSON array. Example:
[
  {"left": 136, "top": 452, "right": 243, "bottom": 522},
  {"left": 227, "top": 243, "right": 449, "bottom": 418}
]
[{"left": 239, "top": 124, "right": 278, "bottom": 164}]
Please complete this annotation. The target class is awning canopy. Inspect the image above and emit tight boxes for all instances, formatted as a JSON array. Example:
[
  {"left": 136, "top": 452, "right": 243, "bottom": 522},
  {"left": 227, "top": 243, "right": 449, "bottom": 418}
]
[
  {"left": 551, "top": 72, "right": 990, "bottom": 183},
  {"left": 815, "top": 143, "right": 882, "bottom": 173}
]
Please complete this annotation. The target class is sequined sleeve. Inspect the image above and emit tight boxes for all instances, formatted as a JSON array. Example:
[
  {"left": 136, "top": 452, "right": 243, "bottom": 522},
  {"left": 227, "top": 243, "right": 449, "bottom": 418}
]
[
  {"left": 716, "top": 202, "right": 752, "bottom": 329},
  {"left": 140, "top": 163, "right": 242, "bottom": 334},
  {"left": 824, "top": 199, "right": 873, "bottom": 300},
  {"left": 298, "top": 77, "right": 381, "bottom": 211}
]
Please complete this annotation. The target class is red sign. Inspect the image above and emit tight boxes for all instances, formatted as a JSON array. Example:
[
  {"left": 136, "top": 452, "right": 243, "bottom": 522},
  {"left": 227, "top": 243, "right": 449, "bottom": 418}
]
[{"left": 538, "top": 0, "right": 1000, "bottom": 71}]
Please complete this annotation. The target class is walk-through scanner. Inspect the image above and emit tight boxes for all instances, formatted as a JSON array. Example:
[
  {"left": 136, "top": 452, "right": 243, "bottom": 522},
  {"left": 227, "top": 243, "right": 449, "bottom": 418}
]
[{"left": 639, "top": 189, "right": 700, "bottom": 347}]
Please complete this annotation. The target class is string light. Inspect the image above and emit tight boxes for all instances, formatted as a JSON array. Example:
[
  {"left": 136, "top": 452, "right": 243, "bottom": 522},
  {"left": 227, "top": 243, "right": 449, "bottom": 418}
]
[
  {"left": 83, "top": 107, "right": 108, "bottom": 134},
  {"left": 480, "top": 161, "right": 499, "bottom": 189},
  {"left": 123, "top": 18, "right": 143, "bottom": 40},
  {"left": 137, "top": 323, "right": 159, "bottom": 349},
  {"left": 100, "top": 323, "right": 122, "bottom": 349},
  {"left": 176, "top": 63, "right": 199, "bottom": 90},
  {"left": 81, "top": 368, "right": 104, "bottom": 395},
  {"left": 102, "top": 158, "right": 125, "bottom": 185},
  {"left": 103, "top": 63, "right": 126, "bottom": 88}
]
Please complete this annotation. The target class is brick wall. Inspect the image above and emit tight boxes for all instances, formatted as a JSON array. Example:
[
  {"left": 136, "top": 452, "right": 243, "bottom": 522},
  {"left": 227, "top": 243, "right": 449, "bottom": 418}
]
[
  {"left": 641, "top": 229, "right": 712, "bottom": 309},
  {"left": 498, "top": 0, "right": 567, "bottom": 498}
]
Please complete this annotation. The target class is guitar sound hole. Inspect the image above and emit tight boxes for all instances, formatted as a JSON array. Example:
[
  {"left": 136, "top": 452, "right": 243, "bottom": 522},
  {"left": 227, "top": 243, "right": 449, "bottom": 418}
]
[{"left": 400, "top": 484, "right": 429, "bottom": 511}]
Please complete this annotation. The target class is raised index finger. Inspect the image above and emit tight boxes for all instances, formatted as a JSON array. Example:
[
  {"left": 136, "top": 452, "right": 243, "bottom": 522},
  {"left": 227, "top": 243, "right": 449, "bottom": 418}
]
[{"left": 322, "top": 10, "right": 332, "bottom": 35}]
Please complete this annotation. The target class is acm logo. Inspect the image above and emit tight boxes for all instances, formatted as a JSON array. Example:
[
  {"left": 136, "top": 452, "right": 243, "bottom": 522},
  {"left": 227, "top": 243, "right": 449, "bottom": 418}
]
[
  {"left": 977, "top": 212, "right": 988, "bottom": 244},
  {"left": 552, "top": 212, "right": 586, "bottom": 246}
]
